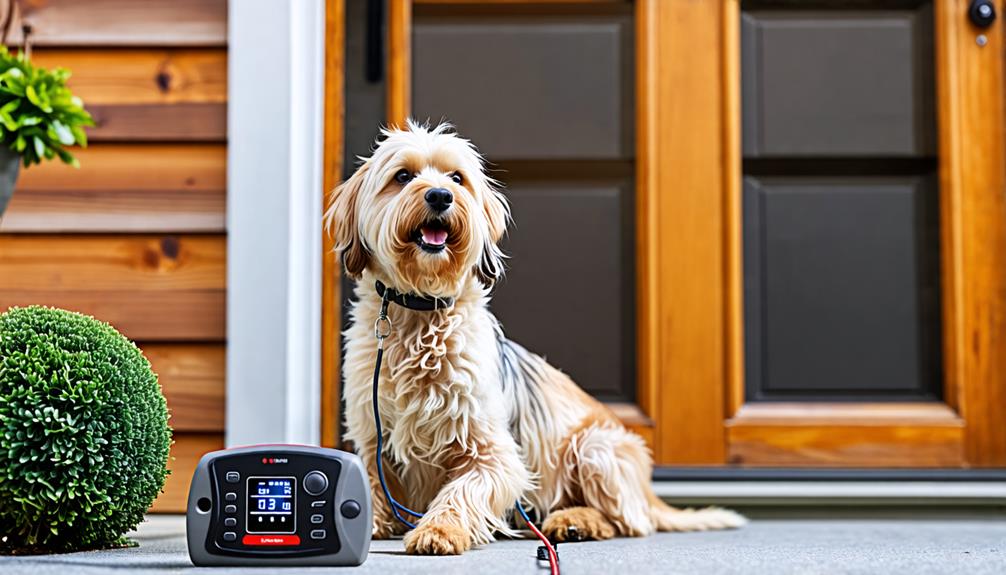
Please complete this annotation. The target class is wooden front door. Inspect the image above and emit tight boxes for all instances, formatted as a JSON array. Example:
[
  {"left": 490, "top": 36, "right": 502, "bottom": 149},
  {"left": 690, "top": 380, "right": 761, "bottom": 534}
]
[
  {"left": 323, "top": 0, "right": 1006, "bottom": 469},
  {"left": 644, "top": 0, "right": 1006, "bottom": 468}
]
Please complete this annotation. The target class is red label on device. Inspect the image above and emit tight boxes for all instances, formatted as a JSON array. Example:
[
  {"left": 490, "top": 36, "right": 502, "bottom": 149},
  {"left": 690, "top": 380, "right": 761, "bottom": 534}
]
[{"left": 242, "top": 535, "right": 301, "bottom": 546}]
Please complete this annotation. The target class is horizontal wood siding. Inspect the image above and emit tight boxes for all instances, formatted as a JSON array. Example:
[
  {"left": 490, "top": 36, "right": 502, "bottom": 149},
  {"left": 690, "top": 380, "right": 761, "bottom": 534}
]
[
  {"left": 5, "top": 144, "right": 226, "bottom": 232},
  {"left": 31, "top": 50, "right": 227, "bottom": 104},
  {"left": 31, "top": 49, "right": 227, "bottom": 142},
  {"left": 147, "top": 344, "right": 225, "bottom": 432},
  {"left": 0, "top": 0, "right": 228, "bottom": 512},
  {"left": 19, "top": 144, "right": 226, "bottom": 191},
  {"left": 14, "top": 0, "right": 227, "bottom": 47},
  {"left": 0, "top": 235, "right": 225, "bottom": 291}
]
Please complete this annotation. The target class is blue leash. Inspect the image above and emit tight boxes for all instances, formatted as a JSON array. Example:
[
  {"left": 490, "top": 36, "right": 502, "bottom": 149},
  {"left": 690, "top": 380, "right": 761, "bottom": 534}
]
[{"left": 371, "top": 340, "right": 423, "bottom": 528}]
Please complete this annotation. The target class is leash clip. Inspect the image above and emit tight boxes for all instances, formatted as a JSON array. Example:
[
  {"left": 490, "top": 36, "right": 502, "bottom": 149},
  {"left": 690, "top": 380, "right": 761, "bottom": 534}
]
[{"left": 374, "top": 296, "right": 392, "bottom": 344}]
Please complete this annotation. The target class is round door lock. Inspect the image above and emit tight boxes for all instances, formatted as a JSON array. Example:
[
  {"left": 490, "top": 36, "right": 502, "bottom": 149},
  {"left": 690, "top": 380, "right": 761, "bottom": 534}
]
[{"left": 969, "top": 0, "right": 997, "bottom": 28}]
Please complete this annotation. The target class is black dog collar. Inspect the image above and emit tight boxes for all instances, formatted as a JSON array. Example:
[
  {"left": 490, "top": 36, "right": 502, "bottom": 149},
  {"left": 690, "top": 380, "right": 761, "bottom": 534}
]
[{"left": 375, "top": 281, "right": 454, "bottom": 311}]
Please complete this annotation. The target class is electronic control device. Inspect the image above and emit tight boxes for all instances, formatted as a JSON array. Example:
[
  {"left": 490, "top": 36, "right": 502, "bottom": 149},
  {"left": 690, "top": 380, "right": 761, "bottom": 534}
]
[{"left": 186, "top": 445, "right": 371, "bottom": 566}]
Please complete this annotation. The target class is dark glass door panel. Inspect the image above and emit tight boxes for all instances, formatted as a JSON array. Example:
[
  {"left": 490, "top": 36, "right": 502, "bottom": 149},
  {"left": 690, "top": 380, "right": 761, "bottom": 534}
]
[
  {"left": 741, "top": 1, "right": 941, "bottom": 402},
  {"left": 414, "top": 14, "right": 634, "bottom": 160},
  {"left": 742, "top": 7, "right": 935, "bottom": 157},
  {"left": 744, "top": 176, "right": 941, "bottom": 400},
  {"left": 491, "top": 180, "right": 635, "bottom": 402}
]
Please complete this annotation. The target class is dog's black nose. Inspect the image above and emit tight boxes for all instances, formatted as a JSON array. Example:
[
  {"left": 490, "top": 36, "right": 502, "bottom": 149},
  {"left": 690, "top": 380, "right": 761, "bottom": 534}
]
[{"left": 425, "top": 188, "right": 453, "bottom": 212}]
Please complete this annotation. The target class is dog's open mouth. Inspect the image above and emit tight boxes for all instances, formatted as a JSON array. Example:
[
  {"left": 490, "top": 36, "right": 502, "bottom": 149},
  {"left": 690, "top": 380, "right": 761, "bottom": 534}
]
[{"left": 414, "top": 219, "right": 450, "bottom": 253}]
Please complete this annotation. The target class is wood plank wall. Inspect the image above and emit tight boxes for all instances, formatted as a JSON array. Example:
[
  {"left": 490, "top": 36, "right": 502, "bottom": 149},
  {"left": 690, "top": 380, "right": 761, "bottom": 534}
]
[{"left": 0, "top": 0, "right": 228, "bottom": 513}]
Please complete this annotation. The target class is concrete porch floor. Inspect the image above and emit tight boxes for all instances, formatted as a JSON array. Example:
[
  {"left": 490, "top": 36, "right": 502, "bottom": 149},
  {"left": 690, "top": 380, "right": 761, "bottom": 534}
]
[{"left": 1, "top": 514, "right": 1004, "bottom": 575}]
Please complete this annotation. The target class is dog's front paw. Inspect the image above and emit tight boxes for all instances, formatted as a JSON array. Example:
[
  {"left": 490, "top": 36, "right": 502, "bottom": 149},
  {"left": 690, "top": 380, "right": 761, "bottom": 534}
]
[
  {"left": 404, "top": 522, "right": 471, "bottom": 555},
  {"left": 542, "top": 507, "right": 616, "bottom": 542}
]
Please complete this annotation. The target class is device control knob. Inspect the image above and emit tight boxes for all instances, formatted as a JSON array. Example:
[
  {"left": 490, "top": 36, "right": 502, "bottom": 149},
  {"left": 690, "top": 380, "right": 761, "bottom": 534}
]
[
  {"left": 304, "top": 470, "right": 329, "bottom": 495},
  {"left": 340, "top": 499, "right": 361, "bottom": 519}
]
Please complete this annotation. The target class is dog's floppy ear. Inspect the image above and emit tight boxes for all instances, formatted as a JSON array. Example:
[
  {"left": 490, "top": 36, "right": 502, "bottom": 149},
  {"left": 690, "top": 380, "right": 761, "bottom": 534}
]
[
  {"left": 325, "top": 161, "right": 371, "bottom": 279},
  {"left": 475, "top": 184, "right": 510, "bottom": 288}
]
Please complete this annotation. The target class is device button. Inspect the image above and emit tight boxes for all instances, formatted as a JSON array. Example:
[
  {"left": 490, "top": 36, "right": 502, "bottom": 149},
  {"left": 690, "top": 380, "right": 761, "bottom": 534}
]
[
  {"left": 303, "top": 471, "right": 329, "bottom": 495},
  {"left": 340, "top": 499, "right": 362, "bottom": 519},
  {"left": 310, "top": 529, "right": 327, "bottom": 540},
  {"left": 224, "top": 491, "right": 237, "bottom": 502},
  {"left": 225, "top": 471, "right": 240, "bottom": 483},
  {"left": 224, "top": 517, "right": 237, "bottom": 527},
  {"left": 224, "top": 504, "right": 237, "bottom": 514},
  {"left": 310, "top": 500, "right": 327, "bottom": 508},
  {"left": 223, "top": 532, "right": 237, "bottom": 542},
  {"left": 310, "top": 514, "right": 324, "bottom": 524}
]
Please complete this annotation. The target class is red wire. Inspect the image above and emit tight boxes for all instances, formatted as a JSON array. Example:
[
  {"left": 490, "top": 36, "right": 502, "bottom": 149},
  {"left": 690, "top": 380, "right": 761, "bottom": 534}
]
[{"left": 523, "top": 516, "right": 560, "bottom": 575}]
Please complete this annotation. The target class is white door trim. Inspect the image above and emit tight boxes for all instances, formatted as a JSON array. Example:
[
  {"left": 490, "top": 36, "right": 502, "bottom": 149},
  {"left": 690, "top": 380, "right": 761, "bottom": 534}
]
[{"left": 226, "top": 0, "right": 326, "bottom": 447}]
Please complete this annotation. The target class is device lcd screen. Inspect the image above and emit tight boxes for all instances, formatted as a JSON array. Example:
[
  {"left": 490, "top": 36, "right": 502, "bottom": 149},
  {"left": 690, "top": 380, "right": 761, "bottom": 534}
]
[{"left": 246, "top": 477, "right": 296, "bottom": 534}]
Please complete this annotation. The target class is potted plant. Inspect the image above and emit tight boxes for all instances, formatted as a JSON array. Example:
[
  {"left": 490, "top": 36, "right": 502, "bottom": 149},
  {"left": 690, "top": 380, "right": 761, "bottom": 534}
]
[{"left": 0, "top": 46, "right": 91, "bottom": 218}]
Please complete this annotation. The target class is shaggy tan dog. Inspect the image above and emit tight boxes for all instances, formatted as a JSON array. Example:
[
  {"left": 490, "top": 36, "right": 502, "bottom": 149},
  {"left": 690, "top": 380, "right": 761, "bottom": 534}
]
[{"left": 326, "top": 121, "right": 745, "bottom": 556}]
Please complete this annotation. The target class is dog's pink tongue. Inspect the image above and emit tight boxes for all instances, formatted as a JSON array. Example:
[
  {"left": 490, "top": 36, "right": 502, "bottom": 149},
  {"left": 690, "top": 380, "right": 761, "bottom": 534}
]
[{"left": 421, "top": 227, "right": 448, "bottom": 246}]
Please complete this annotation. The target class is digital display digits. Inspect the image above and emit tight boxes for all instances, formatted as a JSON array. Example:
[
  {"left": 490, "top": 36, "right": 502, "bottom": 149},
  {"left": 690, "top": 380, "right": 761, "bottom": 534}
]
[{"left": 246, "top": 477, "right": 296, "bottom": 534}]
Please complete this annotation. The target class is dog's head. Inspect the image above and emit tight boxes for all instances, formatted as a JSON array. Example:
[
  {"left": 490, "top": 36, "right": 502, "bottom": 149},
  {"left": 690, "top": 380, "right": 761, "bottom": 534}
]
[{"left": 325, "top": 121, "right": 509, "bottom": 297}]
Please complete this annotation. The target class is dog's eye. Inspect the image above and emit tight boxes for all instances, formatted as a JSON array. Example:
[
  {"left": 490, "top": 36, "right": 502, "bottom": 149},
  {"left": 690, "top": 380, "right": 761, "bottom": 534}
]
[
  {"left": 394, "top": 169, "right": 414, "bottom": 184},
  {"left": 450, "top": 172, "right": 464, "bottom": 185}
]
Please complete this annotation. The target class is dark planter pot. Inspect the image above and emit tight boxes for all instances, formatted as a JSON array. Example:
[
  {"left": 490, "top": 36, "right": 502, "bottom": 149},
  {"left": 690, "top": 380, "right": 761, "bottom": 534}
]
[{"left": 0, "top": 147, "right": 21, "bottom": 218}]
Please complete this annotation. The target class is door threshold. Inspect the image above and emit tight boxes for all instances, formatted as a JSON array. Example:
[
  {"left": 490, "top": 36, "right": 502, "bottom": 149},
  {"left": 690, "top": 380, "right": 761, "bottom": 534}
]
[
  {"left": 653, "top": 480, "right": 1006, "bottom": 507},
  {"left": 654, "top": 467, "right": 1006, "bottom": 482}
]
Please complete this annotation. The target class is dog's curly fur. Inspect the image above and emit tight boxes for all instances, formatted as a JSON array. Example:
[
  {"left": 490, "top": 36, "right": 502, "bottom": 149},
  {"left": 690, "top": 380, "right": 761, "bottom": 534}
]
[{"left": 326, "top": 121, "right": 746, "bottom": 555}]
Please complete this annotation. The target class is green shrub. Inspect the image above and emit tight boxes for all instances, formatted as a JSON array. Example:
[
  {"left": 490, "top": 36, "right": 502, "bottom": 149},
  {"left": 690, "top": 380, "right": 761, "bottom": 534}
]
[
  {"left": 0, "top": 47, "right": 92, "bottom": 168},
  {"left": 0, "top": 306, "right": 171, "bottom": 554}
]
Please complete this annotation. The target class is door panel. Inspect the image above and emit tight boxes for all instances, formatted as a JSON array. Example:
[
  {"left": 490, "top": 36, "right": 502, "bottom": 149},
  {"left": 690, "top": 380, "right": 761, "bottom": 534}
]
[
  {"left": 743, "top": 175, "right": 942, "bottom": 400},
  {"left": 414, "top": 14, "right": 634, "bottom": 160},
  {"left": 741, "top": 2, "right": 943, "bottom": 407},
  {"left": 741, "top": 7, "right": 935, "bottom": 157},
  {"left": 491, "top": 179, "right": 635, "bottom": 402}
]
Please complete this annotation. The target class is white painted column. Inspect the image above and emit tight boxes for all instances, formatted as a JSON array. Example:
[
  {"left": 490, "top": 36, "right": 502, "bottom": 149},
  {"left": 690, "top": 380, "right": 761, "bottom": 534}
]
[{"left": 226, "top": 0, "right": 326, "bottom": 446}]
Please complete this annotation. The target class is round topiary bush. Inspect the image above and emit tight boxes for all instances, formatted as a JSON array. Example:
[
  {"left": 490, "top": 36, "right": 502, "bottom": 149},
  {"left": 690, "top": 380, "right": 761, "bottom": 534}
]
[{"left": 0, "top": 306, "right": 171, "bottom": 554}]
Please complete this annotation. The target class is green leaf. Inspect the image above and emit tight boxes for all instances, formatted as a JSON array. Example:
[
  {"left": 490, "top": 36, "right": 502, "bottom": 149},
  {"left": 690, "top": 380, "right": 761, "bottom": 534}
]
[
  {"left": 25, "top": 84, "right": 41, "bottom": 107},
  {"left": 51, "top": 121, "right": 74, "bottom": 145},
  {"left": 70, "top": 124, "right": 87, "bottom": 147},
  {"left": 55, "top": 147, "right": 78, "bottom": 167},
  {"left": 0, "top": 111, "right": 16, "bottom": 132}
]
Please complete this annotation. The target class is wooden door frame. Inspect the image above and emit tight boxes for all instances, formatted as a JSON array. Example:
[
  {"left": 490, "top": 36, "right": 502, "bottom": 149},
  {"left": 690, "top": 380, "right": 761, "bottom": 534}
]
[
  {"left": 933, "top": 0, "right": 1006, "bottom": 466},
  {"left": 321, "top": 0, "right": 344, "bottom": 447},
  {"left": 642, "top": 0, "right": 1006, "bottom": 467},
  {"left": 636, "top": 0, "right": 728, "bottom": 464}
]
